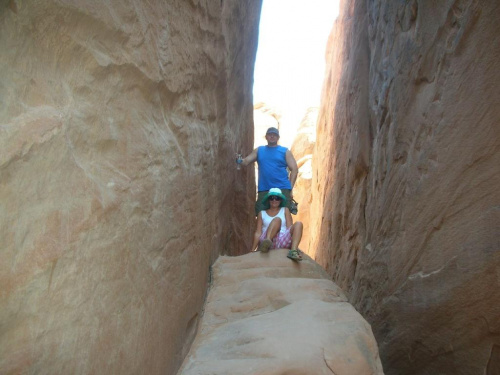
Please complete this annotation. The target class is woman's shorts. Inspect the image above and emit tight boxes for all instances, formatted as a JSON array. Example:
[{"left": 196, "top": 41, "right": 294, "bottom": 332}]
[{"left": 259, "top": 227, "right": 292, "bottom": 249}]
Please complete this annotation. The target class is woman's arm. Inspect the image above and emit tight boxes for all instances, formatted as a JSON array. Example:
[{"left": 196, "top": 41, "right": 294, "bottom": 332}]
[
  {"left": 251, "top": 212, "right": 263, "bottom": 251},
  {"left": 284, "top": 207, "right": 293, "bottom": 228}
]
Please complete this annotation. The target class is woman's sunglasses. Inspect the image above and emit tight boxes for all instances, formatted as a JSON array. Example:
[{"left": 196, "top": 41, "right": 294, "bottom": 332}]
[{"left": 269, "top": 196, "right": 281, "bottom": 201}]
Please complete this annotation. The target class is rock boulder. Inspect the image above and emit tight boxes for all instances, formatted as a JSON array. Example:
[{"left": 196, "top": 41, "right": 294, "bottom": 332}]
[{"left": 179, "top": 249, "right": 384, "bottom": 374}]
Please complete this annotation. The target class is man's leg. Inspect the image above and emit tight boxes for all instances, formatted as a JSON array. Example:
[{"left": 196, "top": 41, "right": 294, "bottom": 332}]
[
  {"left": 281, "top": 189, "right": 293, "bottom": 212},
  {"left": 255, "top": 191, "right": 268, "bottom": 216}
]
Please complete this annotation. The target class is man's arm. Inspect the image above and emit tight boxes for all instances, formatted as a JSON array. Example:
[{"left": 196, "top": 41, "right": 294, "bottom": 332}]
[
  {"left": 240, "top": 148, "right": 258, "bottom": 167},
  {"left": 285, "top": 150, "right": 298, "bottom": 196}
]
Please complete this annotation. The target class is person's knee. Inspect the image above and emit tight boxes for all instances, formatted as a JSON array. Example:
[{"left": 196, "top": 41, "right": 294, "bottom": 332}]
[
  {"left": 295, "top": 221, "right": 303, "bottom": 229},
  {"left": 271, "top": 217, "right": 282, "bottom": 226}
]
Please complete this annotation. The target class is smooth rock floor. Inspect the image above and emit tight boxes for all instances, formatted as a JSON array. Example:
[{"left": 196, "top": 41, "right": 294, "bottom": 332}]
[{"left": 178, "top": 249, "right": 384, "bottom": 374}]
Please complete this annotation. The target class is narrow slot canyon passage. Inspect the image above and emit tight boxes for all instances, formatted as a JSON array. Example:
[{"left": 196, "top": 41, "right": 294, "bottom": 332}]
[
  {"left": 1, "top": 1, "right": 499, "bottom": 375},
  {"left": 176, "top": 3, "right": 382, "bottom": 372}
]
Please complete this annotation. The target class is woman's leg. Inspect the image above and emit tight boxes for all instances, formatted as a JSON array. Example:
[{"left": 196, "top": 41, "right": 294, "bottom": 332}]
[
  {"left": 258, "top": 218, "right": 282, "bottom": 252},
  {"left": 286, "top": 222, "right": 304, "bottom": 261},
  {"left": 289, "top": 221, "right": 303, "bottom": 250},
  {"left": 265, "top": 218, "right": 281, "bottom": 241}
]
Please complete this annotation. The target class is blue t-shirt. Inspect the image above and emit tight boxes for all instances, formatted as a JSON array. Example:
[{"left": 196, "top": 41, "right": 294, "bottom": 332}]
[{"left": 257, "top": 146, "right": 292, "bottom": 191}]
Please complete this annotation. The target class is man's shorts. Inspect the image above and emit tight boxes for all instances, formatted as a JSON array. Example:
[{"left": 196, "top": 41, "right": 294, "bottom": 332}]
[{"left": 255, "top": 189, "right": 292, "bottom": 216}]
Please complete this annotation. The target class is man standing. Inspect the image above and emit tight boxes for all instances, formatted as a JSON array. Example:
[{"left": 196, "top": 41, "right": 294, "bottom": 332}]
[{"left": 237, "top": 127, "right": 298, "bottom": 215}]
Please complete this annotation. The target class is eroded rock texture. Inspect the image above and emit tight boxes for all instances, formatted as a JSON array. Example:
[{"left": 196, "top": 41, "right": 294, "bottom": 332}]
[
  {"left": 290, "top": 107, "right": 318, "bottom": 254},
  {"left": 0, "top": 1, "right": 261, "bottom": 374},
  {"left": 253, "top": 102, "right": 281, "bottom": 145},
  {"left": 310, "top": 0, "right": 500, "bottom": 374},
  {"left": 178, "top": 250, "right": 384, "bottom": 375}
]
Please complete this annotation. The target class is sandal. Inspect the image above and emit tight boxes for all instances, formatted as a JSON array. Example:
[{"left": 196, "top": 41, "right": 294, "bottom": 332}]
[
  {"left": 258, "top": 239, "right": 273, "bottom": 253},
  {"left": 287, "top": 249, "right": 302, "bottom": 261}
]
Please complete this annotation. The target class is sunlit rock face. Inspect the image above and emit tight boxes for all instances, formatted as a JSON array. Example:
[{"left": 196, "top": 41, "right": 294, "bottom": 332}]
[
  {"left": 0, "top": 1, "right": 260, "bottom": 374},
  {"left": 290, "top": 107, "right": 318, "bottom": 254},
  {"left": 253, "top": 101, "right": 281, "bottom": 147},
  {"left": 310, "top": 0, "right": 500, "bottom": 374}
]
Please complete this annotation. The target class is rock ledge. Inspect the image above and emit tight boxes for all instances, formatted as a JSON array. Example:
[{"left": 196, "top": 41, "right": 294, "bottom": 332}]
[{"left": 179, "top": 249, "right": 384, "bottom": 375}]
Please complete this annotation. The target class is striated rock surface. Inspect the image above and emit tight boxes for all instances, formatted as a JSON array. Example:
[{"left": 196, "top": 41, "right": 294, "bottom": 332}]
[
  {"left": 0, "top": 1, "right": 261, "bottom": 374},
  {"left": 178, "top": 249, "right": 384, "bottom": 375},
  {"left": 310, "top": 0, "right": 500, "bottom": 374},
  {"left": 290, "top": 107, "right": 318, "bottom": 254}
]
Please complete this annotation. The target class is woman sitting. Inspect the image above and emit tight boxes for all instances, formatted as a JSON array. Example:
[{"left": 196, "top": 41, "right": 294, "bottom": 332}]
[{"left": 251, "top": 188, "right": 303, "bottom": 261}]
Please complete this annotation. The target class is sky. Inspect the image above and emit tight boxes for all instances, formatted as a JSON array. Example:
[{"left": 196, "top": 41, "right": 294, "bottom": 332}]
[{"left": 253, "top": 0, "right": 340, "bottom": 147}]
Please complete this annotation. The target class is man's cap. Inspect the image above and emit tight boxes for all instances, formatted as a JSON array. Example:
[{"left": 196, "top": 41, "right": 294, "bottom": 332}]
[{"left": 266, "top": 127, "right": 280, "bottom": 136}]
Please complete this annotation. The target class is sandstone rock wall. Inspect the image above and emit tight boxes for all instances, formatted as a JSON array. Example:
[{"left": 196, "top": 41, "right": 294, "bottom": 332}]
[
  {"left": 0, "top": 1, "right": 261, "bottom": 374},
  {"left": 310, "top": 0, "right": 500, "bottom": 373}
]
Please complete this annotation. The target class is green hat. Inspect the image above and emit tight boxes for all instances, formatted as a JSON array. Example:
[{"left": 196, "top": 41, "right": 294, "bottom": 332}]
[{"left": 264, "top": 188, "right": 287, "bottom": 208}]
